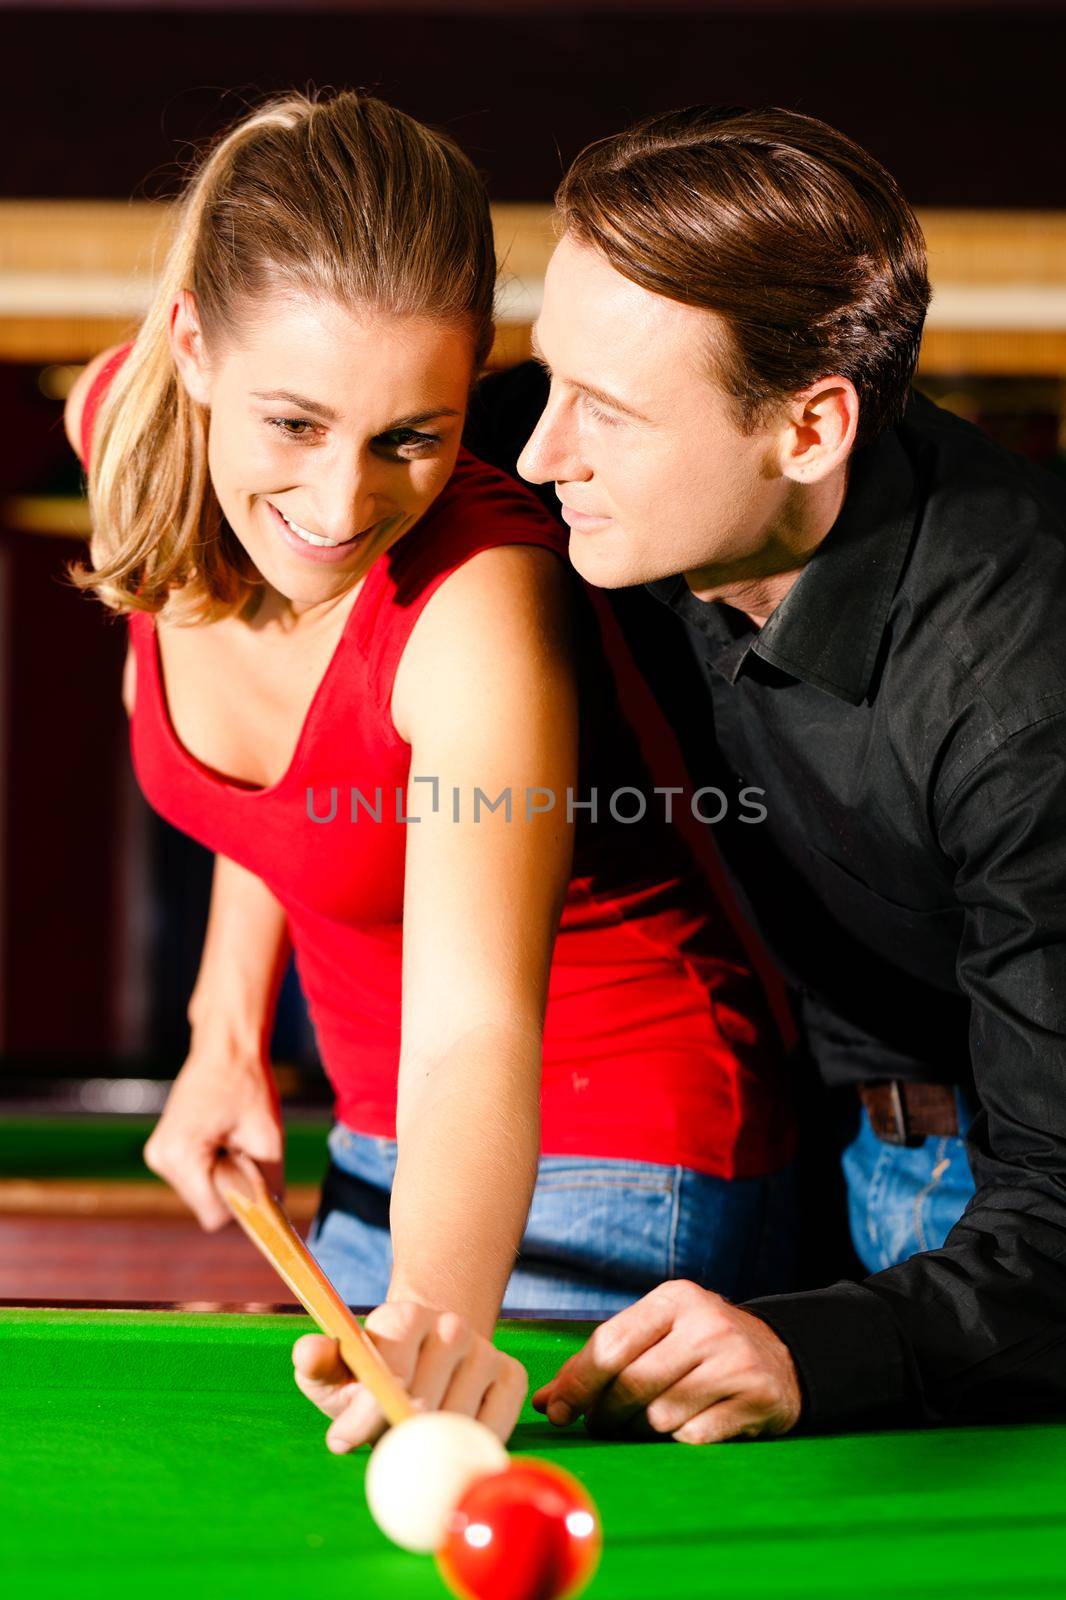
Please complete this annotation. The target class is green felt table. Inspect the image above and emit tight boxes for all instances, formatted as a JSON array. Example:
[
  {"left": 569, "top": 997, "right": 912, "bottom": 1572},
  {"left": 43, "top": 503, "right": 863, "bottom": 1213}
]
[
  {"left": 0, "top": 1114, "right": 330, "bottom": 1186},
  {"left": 3, "top": 1308, "right": 1066, "bottom": 1600}
]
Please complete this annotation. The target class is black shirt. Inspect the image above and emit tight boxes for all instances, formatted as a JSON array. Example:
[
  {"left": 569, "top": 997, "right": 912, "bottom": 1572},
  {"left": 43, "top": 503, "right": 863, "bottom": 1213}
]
[{"left": 467, "top": 365, "right": 1066, "bottom": 1432}]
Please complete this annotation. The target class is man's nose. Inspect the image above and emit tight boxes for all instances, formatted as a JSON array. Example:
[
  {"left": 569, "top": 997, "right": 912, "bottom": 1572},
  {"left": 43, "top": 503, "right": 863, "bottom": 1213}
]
[{"left": 518, "top": 402, "right": 582, "bottom": 487}]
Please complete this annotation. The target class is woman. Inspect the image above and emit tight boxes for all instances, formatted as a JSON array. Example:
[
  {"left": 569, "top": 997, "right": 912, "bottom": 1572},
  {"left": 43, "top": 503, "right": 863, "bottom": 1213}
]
[{"left": 67, "top": 89, "right": 794, "bottom": 1450}]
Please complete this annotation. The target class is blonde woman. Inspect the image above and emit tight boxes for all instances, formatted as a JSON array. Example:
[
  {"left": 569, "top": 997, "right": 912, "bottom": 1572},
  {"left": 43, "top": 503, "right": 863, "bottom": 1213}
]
[{"left": 66, "top": 89, "right": 794, "bottom": 1451}]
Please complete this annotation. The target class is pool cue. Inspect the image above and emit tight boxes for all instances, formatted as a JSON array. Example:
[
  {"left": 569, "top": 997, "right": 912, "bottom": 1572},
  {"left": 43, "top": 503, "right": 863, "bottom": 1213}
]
[{"left": 213, "top": 1149, "right": 415, "bottom": 1427}]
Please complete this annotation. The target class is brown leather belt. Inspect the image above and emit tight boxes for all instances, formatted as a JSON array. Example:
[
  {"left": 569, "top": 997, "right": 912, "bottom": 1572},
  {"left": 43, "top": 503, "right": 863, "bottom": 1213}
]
[{"left": 858, "top": 1080, "right": 959, "bottom": 1146}]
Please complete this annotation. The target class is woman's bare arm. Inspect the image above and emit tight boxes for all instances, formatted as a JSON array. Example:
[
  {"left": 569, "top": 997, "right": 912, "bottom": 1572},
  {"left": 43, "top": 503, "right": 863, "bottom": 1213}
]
[
  {"left": 389, "top": 542, "right": 578, "bottom": 1333},
  {"left": 294, "top": 542, "right": 577, "bottom": 1448},
  {"left": 143, "top": 853, "right": 293, "bottom": 1227}
]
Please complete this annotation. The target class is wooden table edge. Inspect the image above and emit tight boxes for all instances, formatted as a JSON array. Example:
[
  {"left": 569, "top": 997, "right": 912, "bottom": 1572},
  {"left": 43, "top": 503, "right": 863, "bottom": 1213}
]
[{"left": 0, "top": 1179, "right": 321, "bottom": 1222}]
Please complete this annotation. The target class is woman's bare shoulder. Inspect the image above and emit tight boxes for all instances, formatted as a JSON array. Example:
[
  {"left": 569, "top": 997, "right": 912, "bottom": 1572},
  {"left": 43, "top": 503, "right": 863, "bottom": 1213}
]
[{"left": 392, "top": 541, "right": 575, "bottom": 744}]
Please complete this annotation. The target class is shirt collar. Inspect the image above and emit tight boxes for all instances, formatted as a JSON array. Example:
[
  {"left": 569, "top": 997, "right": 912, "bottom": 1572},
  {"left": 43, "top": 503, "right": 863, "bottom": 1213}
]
[{"left": 645, "top": 411, "right": 919, "bottom": 705}]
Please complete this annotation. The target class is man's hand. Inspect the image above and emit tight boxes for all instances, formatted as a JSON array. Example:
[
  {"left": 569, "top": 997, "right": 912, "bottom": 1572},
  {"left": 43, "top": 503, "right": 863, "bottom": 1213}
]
[
  {"left": 532, "top": 1280, "right": 802, "bottom": 1445},
  {"left": 293, "top": 1302, "right": 528, "bottom": 1452}
]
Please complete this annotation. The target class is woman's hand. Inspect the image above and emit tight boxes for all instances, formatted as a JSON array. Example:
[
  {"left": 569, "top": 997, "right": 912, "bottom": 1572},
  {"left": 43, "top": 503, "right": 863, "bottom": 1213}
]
[
  {"left": 145, "top": 853, "right": 291, "bottom": 1230},
  {"left": 143, "top": 1046, "right": 284, "bottom": 1231},
  {"left": 292, "top": 1302, "right": 528, "bottom": 1450}
]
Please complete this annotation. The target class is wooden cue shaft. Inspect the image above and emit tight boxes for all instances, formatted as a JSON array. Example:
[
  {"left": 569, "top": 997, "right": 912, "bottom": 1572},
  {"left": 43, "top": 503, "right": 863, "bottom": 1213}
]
[{"left": 213, "top": 1151, "right": 414, "bottom": 1427}]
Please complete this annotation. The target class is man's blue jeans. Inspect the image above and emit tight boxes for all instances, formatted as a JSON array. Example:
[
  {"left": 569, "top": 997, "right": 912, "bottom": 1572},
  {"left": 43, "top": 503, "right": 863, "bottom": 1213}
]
[
  {"left": 308, "top": 1123, "right": 796, "bottom": 1314},
  {"left": 842, "top": 1093, "right": 976, "bottom": 1273}
]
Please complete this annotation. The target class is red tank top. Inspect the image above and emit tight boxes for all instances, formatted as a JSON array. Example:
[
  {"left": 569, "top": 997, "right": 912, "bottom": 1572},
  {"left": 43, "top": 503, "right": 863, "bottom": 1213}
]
[{"left": 83, "top": 349, "right": 793, "bottom": 1179}]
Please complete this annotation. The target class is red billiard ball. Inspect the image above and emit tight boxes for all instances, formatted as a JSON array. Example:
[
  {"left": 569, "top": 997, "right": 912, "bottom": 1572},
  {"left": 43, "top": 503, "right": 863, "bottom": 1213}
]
[{"left": 435, "top": 1459, "right": 602, "bottom": 1600}]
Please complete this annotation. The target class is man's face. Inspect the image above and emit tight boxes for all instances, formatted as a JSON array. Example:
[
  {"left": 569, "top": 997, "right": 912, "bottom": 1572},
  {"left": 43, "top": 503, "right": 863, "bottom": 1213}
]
[{"left": 518, "top": 235, "right": 792, "bottom": 592}]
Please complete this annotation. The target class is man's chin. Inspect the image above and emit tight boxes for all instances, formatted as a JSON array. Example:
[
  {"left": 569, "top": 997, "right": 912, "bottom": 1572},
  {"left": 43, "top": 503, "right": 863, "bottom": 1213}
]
[{"left": 566, "top": 534, "right": 647, "bottom": 591}]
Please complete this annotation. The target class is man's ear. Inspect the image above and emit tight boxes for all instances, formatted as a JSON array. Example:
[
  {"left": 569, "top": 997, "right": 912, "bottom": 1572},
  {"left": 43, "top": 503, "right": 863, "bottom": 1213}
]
[
  {"left": 168, "top": 289, "right": 213, "bottom": 406},
  {"left": 778, "top": 377, "right": 859, "bottom": 484}
]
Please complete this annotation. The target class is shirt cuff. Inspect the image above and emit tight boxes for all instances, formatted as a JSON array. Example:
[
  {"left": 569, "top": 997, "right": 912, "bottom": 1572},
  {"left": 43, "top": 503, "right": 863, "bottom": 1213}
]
[{"left": 742, "top": 1281, "right": 918, "bottom": 1433}]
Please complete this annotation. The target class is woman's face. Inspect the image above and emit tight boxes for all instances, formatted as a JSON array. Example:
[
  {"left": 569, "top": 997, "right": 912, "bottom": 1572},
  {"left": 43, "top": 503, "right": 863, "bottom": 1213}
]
[{"left": 173, "top": 291, "right": 475, "bottom": 612}]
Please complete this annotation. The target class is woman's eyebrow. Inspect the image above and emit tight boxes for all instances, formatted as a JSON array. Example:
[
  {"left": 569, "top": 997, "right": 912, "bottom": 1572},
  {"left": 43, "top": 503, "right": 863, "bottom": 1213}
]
[
  {"left": 251, "top": 392, "right": 461, "bottom": 430},
  {"left": 384, "top": 408, "right": 463, "bottom": 429},
  {"left": 251, "top": 389, "right": 341, "bottom": 421}
]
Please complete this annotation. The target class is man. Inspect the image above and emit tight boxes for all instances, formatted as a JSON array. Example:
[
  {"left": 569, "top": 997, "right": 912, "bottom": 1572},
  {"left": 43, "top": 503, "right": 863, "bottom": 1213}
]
[{"left": 471, "top": 105, "right": 1066, "bottom": 1440}]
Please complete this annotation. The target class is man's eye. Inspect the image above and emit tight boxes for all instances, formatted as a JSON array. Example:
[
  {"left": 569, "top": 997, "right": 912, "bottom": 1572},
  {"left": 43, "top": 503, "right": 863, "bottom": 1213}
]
[{"left": 583, "top": 396, "right": 620, "bottom": 427}]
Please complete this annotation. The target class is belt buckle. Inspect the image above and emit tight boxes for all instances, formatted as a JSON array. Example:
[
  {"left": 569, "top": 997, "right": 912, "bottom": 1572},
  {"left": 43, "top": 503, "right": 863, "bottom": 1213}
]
[
  {"left": 885, "top": 1081, "right": 925, "bottom": 1148},
  {"left": 887, "top": 1081, "right": 909, "bottom": 1145}
]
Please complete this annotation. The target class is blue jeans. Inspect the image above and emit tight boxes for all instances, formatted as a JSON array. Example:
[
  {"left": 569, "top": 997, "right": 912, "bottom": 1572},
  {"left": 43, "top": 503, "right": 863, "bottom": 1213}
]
[
  {"left": 307, "top": 1124, "right": 796, "bottom": 1315},
  {"left": 842, "top": 1094, "right": 976, "bottom": 1273}
]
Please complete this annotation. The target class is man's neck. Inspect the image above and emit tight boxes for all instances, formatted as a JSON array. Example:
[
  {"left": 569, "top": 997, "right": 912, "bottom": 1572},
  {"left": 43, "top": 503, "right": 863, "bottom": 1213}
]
[{"left": 685, "top": 460, "right": 851, "bottom": 629}]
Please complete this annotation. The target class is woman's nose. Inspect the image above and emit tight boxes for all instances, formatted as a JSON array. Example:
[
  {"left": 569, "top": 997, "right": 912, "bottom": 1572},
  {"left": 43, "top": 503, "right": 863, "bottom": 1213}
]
[{"left": 312, "top": 457, "right": 392, "bottom": 541}]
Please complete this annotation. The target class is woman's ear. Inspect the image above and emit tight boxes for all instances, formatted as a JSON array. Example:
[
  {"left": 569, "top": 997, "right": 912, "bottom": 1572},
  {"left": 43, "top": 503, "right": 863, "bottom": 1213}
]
[{"left": 168, "top": 289, "right": 213, "bottom": 406}]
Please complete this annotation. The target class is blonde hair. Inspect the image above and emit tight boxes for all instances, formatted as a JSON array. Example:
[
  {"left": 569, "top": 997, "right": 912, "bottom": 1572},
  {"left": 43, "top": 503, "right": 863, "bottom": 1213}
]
[{"left": 75, "top": 89, "right": 496, "bottom": 621}]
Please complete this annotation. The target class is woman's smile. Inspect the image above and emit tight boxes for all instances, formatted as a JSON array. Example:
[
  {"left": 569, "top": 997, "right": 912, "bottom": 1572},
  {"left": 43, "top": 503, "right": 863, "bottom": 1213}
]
[{"left": 263, "top": 497, "right": 385, "bottom": 565}]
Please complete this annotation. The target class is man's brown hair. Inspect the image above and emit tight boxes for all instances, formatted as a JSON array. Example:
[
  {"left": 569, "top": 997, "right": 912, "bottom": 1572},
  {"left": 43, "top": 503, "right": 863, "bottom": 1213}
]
[{"left": 556, "top": 106, "right": 930, "bottom": 447}]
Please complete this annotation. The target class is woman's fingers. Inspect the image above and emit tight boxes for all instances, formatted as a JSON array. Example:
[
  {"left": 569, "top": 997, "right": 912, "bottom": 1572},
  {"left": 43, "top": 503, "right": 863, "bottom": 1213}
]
[
  {"left": 144, "top": 1128, "right": 232, "bottom": 1232},
  {"left": 229, "top": 1105, "right": 286, "bottom": 1200},
  {"left": 324, "top": 1385, "right": 400, "bottom": 1453},
  {"left": 292, "top": 1309, "right": 430, "bottom": 1445},
  {"left": 438, "top": 1340, "right": 503, "bottom": 1417},
  {"left": 408, "top": 1311, "right": 474, "bottom": 1411},
  {"left": 403, "top": 1315, "right": 526, "bottom": 1439},
  {"left": 292, "top": 1333, "right": 405, "bottom": 1450},
  {"left": 476, "top": 1358, "right": 528, "bottom": 1442},
  {"left": 293, "top": 1306, "right": 528, "bottom": 1451},
  {"left": 292, "top": 1312, "right": 524, "bottom": 1452},
  {"left": 292, "top": 1333, "right": 351, "bottom": 1386},
  {"left": 362, "top": 1301, "right": 434, "bottom": 1391},
  {"left": 143, "top": 1050, "right": 285, "bottom": 1232},
  {"left": 291, "top": 1334, "right": 360, "bottom": 1420}
]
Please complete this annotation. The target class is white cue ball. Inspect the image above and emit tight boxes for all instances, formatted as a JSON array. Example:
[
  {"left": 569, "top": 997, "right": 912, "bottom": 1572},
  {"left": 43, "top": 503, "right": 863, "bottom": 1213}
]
[{"left": 365, "top": 1412, "right": 508, "bottom": 1553}]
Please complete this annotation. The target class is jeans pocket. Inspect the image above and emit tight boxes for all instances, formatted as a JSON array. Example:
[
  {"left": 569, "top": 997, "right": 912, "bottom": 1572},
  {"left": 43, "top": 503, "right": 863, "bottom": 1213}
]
[
  {"left": 843, "top": 1114, "right": 897, "bottom": 1271},
  {"left": 912, "top": 1136, "right": 974, "bottom": 1254},
  {"left": 519, "top": 1159, "right": 677, "bottom": 1292},
  {"left": 843, "top": 1112, "right": 975, "bottom": 1273}
]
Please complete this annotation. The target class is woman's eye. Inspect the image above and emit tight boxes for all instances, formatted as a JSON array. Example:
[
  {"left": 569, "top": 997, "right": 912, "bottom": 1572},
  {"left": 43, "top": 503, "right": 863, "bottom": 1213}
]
[
  {"left": 379, "top": 428, "right": 442, "bottom": 455},
  {"left": 265, "top": 418, "right": 441, "bottom": 453},
  {"left": 268, "top": 417, "right": 320, "bottom": 440}
]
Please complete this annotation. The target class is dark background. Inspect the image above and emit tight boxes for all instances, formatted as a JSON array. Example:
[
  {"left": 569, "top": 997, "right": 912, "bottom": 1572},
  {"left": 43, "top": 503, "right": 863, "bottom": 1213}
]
[
  {"left": 3, "top": 3, "right": 1066, "bottom": 207},
  {"left": 3, "top": 0, "right": 1064, "bottom": 1081}
]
